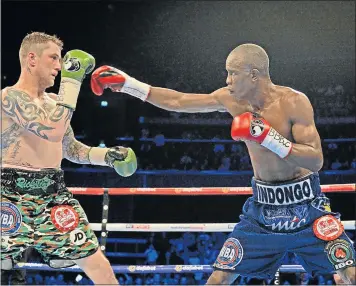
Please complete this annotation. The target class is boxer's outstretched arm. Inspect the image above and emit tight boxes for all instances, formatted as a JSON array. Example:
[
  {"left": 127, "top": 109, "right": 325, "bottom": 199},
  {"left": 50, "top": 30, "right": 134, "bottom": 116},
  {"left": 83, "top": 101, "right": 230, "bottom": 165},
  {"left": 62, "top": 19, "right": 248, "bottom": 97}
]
[
  {"left": 147, "top": 87, "right": 226, "bottom": 113},
  {"left": 90, "top": 66, "right": 228, "bottom": 113},
  {"left": 284, "top": 94, "right": 323, "bottom": 171},
  {"left": 1, "top": 88, "right": 73, "bottom": 142}
]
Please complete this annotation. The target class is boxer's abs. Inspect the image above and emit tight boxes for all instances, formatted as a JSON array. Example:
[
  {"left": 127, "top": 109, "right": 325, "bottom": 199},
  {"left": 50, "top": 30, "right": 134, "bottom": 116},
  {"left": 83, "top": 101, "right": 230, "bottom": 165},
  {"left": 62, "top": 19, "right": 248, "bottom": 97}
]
[
  {"left": 1, "top": 117, "right": 62, "bottom": 170},
  {"left": 247, "top": 142, "right": 311, "bottom": 182}
]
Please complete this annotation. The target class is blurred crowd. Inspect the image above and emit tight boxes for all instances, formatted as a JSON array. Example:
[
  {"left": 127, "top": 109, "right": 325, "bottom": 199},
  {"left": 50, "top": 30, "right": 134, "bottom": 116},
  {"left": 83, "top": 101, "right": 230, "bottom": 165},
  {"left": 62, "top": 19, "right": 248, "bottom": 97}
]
[
  {"left": 308, "top": 84, "right": 355, "bottom": 118},
  {"left": 63, "top": 120, "right": 356, "bottom": 173},
  {"left": 135, "top": 126, "right": 356, "bottom": 172},
  {"left": 62, "top": 83, "right": 356, "bottom": 174}
]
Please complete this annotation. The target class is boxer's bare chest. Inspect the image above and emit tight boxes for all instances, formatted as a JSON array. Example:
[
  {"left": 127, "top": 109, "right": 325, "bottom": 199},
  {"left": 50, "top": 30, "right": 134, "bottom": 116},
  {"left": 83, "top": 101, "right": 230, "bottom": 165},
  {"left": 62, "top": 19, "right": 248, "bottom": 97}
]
[
  {"left": 223, "top": 91, "right": 306, "bottom": 182},
  {"left": 1, "top": 90, "right": 62, "bottom": 169}
]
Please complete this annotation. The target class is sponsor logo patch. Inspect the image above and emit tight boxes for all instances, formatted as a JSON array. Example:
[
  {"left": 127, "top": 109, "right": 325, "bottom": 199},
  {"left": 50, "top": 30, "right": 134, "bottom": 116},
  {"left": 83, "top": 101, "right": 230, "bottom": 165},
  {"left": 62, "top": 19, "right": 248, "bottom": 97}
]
[
  {"left": 267, "top": 216, "right": 307, "bottom": 232},
  {"left": 64, "top": 57, "right": 81, "bottom": 72},
  {"left": 263, "top": 205, "right": 308, "bottom": 232},
  {"left": 15, "top": 176, "right": 54, "bottom": 191},
  {"left": 51, "top": 205, "right": 79, "bottom": 232},
  {"left": 325, "top": 239, "right": 355, "bottom": 270},
  {"left": 70, "top": 229, "right": 86, "bottom": 245},
  {"left": 313, "top": 215, "right": 343, "bottom": 241},
  {"left": 311, "top": 197, "right": 332, "bottom": 212},
  {"left": 1, "top": 202, "right": 22, "bottom": 235},
  {"left": 250, "top": 119, "right": 265, "bottom": 137},
  {"left": 214, "top": 238, "right": 243, "bottom": 270}
]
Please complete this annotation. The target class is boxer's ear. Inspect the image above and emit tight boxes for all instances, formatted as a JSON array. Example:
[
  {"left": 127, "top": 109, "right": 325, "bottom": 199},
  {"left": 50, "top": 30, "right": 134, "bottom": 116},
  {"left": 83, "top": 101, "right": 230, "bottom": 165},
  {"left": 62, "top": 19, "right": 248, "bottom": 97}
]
[
  {"left": 28, "top": 53, "right": 36, "bottom": 66},
  {"left": 251, "top": 69, "right": 259, "bottom": 81}
]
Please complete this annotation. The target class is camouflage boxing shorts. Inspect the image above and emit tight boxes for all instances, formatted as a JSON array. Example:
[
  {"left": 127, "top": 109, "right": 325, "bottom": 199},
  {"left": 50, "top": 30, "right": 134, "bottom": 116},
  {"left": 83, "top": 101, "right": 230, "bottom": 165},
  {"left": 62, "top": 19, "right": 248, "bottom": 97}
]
[{"left": 1, "top": 168, "right": 99, "bottom": 268}]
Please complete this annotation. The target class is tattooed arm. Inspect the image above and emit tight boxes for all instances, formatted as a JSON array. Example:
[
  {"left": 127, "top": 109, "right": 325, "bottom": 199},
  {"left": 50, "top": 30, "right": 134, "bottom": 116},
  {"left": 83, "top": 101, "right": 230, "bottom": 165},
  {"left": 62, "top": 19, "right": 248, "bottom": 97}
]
[
  {"left": 62, "top": 126, "right": 91, "bottom": 164},
  {"left": 1, "top": 88, "right": 73, "bottom": 142}
]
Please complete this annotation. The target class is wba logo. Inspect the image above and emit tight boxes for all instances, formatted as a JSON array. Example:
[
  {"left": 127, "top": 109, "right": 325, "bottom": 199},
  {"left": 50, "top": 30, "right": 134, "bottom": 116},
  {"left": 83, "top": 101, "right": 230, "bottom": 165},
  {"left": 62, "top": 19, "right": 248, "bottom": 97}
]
[
  {"left": 216, "top": 238, "right": 243, "bottom": 270},
  {"left": 219, "top": 246, "right": 236, "bottom": 261},
  {"left": 1, "top": 202, "right": 22, "bottom": 235},
  {"left": 268, "top": 216, "right": 307, "bottom": 231}
]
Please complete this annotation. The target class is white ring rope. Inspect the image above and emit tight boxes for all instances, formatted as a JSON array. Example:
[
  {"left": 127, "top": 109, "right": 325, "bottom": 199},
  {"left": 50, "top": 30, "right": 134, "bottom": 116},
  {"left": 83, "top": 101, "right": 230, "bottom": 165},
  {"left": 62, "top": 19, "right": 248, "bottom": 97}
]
[
  {"left": 14, "top": 263, "right": 306, "bottom": 273},
  {"left": 89, "top": 220, "right": 355, "bottom": 232}
]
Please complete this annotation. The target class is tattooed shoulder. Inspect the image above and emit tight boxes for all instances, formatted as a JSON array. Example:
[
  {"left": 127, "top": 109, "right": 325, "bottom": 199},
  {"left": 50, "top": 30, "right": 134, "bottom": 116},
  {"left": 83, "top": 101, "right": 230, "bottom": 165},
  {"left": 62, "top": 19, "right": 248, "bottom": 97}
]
[
  {"left": 1, "top": 88, "right": 73, "bottom": 141},
  {"left": 2, "top": 88, "right": 47, "bottom": 123}
]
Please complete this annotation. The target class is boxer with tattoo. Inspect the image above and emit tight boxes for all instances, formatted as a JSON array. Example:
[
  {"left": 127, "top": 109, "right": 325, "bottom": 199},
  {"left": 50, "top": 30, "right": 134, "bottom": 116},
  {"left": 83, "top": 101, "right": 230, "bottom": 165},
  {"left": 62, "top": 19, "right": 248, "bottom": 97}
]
[{"left": 1, "top": 32, "right": 136, "bottom": 284}]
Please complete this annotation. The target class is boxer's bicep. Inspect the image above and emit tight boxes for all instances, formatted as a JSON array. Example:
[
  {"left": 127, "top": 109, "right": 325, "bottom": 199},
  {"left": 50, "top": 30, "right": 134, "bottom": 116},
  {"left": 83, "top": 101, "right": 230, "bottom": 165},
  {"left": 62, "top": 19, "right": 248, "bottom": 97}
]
[
  {"left": 62, "top": 126, "right": 91, "bottom": 164},
  {"left": 179, "top": 93, "right": 226, "bottom": 112},
  {"left": 290, "top": 95, "right": 322, "bottom": 151}
]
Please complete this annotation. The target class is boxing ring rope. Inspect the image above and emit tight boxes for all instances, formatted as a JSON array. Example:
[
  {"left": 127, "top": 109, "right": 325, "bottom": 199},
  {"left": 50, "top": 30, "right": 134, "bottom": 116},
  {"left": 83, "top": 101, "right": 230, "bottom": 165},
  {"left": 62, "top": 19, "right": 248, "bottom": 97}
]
[
  {"left": 14, "top": 184, "right": 355, "bottom": 275},
  {"left": 68, "top": 183, "right": 356, "bottom": 195},
  {"left": 14, "top": 263, "right": 307, "bottom": 273},
  {"left": 88, "top": 221, "right": 356, "bottom": 232}
]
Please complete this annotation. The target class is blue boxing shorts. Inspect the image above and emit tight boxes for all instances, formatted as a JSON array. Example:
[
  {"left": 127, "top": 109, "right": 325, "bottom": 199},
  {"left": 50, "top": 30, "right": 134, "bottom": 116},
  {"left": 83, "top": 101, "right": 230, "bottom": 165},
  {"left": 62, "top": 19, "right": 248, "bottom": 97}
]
[{"left": 213, "top": 173, "right": 355, "bottom": 279}]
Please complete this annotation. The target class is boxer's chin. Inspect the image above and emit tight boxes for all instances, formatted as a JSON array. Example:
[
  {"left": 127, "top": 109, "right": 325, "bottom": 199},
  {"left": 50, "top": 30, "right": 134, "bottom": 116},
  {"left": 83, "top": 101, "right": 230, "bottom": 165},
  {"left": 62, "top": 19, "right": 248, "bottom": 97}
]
[{"left": 46, "top": 78, "right": 55, "bottom": 89}]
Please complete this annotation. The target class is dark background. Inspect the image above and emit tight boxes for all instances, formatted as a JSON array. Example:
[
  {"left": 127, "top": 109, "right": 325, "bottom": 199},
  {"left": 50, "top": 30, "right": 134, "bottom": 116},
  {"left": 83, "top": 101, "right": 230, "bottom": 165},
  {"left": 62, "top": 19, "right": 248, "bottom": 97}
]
[{"left": 1, "top": 0, "right": 355, "bottom": 222}]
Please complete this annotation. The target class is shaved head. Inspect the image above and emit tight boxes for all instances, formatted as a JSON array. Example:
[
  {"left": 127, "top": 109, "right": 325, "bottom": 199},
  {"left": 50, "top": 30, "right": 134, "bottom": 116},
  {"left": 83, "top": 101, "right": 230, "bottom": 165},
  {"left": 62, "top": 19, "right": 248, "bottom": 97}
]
[{"left": 227, "top": 43, "right": 270, "bottom": 78}]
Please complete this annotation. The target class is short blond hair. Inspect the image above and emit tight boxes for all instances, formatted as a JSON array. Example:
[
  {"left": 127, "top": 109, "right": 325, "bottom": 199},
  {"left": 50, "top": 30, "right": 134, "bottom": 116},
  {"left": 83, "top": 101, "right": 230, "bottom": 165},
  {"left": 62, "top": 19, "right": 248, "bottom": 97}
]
[{"left": 19, "top": 32, "right": 63, "bottom": 66}]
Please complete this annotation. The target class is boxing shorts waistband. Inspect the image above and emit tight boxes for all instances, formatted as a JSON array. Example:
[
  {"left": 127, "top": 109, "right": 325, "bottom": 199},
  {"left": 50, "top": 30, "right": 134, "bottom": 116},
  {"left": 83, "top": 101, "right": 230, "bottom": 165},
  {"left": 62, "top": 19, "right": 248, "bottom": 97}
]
[
  {"left": 251, "top": 172, "right": 321, "bottom": 206},
  {"left": 1, "top": 168, "right": 66, "bottom": 195}
]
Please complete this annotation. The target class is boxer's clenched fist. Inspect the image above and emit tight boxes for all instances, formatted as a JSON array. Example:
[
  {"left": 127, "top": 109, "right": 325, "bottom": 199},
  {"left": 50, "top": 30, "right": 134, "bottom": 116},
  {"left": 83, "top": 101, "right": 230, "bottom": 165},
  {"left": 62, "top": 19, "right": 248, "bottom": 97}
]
[
  {"left": 231, "top": 112, "right": 293, "bottom": 158},
  {"left": 91, "top": 65, "right": 150, "bottom": 101},
  {"left": 104, "top": 146, "right": 137, "bottom": 177}
]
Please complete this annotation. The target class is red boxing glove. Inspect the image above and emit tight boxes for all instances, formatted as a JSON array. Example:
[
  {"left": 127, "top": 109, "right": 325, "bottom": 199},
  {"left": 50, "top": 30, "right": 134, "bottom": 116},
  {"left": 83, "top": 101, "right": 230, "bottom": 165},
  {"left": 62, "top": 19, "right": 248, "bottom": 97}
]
[
  {"left": 231, "top": 112, "right": 293, "bottom": 158},
  {"left": 91, "top": 65, "right": 125, "bottom": 96},
  {"left": 90, "top": 65, "right": 150, "bottom": 101}
]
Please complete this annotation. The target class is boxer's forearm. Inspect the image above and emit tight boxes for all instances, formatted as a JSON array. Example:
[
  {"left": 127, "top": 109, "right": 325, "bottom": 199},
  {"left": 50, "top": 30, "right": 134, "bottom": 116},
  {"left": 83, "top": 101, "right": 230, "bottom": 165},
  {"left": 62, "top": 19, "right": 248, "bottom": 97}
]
[
  {"left": 62, "top": 126, "right": 91, "bottom": 164},
  {"left": 148, "top": 87, "right": 222, "bottom": 113},
  {"left": 285, "top": 143, "right": 323, "bottom": 172},
  {"left": 62, "top": 126, "right": 109, "bottom": 166}
]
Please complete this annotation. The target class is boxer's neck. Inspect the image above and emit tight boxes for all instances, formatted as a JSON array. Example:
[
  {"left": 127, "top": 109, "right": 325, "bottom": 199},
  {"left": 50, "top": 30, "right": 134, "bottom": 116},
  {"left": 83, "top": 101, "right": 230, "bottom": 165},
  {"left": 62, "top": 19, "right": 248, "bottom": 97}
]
[
  {"left": 249, "top": 81, "right": 276, "bottom": 111},
  {"left": 16, "top": 70, "right": 46, "bottom": 99}
]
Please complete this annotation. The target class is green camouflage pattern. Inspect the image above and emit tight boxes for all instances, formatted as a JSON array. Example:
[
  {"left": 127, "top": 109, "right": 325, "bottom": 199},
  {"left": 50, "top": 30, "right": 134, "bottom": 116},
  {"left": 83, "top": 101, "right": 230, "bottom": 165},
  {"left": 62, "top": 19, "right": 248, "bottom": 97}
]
[{"left": 1, "top": 186, "right": 98, "bottom": 268}]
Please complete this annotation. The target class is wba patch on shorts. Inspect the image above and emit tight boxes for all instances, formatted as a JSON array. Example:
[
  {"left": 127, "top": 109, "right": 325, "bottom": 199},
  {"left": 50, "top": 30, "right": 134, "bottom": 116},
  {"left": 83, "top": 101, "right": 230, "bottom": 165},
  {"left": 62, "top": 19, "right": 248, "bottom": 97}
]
[
  {"left": 213, "top": 238, "right": 244, "bottom": 270},
  {"left": 1, "top": 202, "right": 22, "bottom": 235}
]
